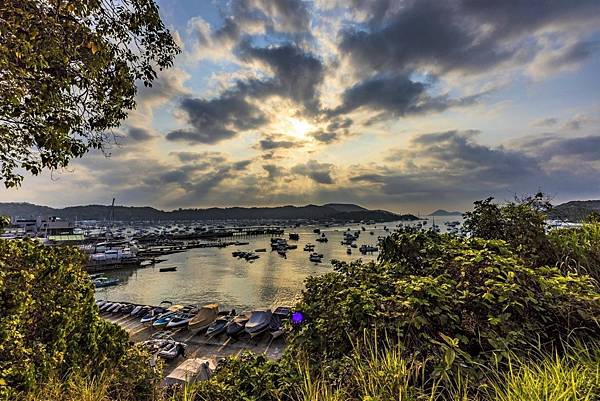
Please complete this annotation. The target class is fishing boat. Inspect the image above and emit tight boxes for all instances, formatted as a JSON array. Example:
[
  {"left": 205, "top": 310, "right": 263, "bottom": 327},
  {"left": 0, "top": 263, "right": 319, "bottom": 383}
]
[
  {"left": 188, "top": 303, "right": 219, "bottom": 331},
  {"left": 159, "top": 266, "right": 177, "bottom": 272},
  {"left": 226, "top": 313, "right": 250, "bottom": 337},
  {"left": 245, "top": 310, "right": 272, "bottom": 337},
  {"left": 93, "top": 276, "right": 120, "bottom": 288}
]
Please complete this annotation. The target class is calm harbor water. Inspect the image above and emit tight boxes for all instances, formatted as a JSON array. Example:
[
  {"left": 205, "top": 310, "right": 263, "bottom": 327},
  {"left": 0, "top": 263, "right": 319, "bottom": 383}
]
[{"left": 95, "top": 217, "right": 462, "bottom": 310}]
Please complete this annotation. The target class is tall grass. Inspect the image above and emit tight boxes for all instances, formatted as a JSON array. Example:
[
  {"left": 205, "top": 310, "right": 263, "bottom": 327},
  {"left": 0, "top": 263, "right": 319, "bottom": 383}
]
[{"left": 292, "top": 337, "right": 600, "bottom": 401}]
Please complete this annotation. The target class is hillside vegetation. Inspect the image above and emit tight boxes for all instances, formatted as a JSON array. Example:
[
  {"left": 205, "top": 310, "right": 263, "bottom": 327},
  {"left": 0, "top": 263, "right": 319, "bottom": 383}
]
[{"left": 0, "top": 202, "right": 416, "bottom": 222}]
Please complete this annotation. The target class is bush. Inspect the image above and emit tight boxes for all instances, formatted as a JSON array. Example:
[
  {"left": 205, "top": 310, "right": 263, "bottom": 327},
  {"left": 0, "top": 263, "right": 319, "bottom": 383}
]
[
  {"left": 549, "top": 223, "right": 600, "bottom": 286},
  {"left": 0, "top": 239, "right": 160, "bottom": 399},
  {"left": 172, "top": 353, "right": 295, "bottom": 401},
  {"left": 463, "top": 194, "right": 554, "bottom": 266},
  {"left": 289, "top": 230, "right": 600, "bottom": 377}
]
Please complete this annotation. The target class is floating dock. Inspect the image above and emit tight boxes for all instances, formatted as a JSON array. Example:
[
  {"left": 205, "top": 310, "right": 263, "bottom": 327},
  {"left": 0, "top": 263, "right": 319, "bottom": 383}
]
[{"left": 103, "top": 311, "right": 287, "bottom": 376}]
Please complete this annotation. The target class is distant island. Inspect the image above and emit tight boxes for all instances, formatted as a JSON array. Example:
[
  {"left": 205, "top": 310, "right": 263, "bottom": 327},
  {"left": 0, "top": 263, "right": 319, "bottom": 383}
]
[
  {"left": 428, "top": 209, "right": 463, "bottom": 216},
  {"left": 549, "top": 200, "right": 600, "bottom": 222},
  {"left": 0, "top": 202, "right": 419, "bottom": 223}
]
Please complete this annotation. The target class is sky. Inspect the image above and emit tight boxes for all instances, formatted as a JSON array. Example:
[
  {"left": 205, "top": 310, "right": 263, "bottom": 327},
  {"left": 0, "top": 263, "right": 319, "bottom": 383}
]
[{"left": 2, "top": 0, "right": 600, "bottom": 214}]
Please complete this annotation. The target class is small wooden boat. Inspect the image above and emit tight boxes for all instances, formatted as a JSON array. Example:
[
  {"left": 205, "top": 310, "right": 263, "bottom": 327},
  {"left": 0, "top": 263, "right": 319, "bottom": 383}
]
[{"left": 159, "top": 266, "right": 177, "bottom": 272}]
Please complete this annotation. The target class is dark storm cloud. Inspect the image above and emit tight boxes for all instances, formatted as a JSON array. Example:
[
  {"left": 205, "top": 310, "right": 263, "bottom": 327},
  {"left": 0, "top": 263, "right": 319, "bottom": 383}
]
[
  {"left": 291, "top": 160, "right": 335, "bottom": 184},
  {"left": 340, "top": 0, "right": 600, "bottom": 76},
  {"left": 238, "top": 41, "right": 324, "bottom": 113},
  {"left": 128, "top": 127, "right": 154, "bottom": 142},
  {"left": 351, "top": 130, "right": 600, "bottom": 202},
  {"left": 330, "top": 75, "right": 482, "bottom": 117},
  {"left": 166, "top": 95, "right": 267, "bottom": 144}
]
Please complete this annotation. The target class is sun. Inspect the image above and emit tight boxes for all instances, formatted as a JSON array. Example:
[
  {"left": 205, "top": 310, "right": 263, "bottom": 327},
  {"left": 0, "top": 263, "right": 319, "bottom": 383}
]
[{"left": 288, "top": 118, "right": 313, "bottom": 139}]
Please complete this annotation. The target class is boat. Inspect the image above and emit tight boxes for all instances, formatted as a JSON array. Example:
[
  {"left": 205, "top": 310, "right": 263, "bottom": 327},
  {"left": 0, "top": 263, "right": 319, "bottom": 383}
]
[
  {"left": 206, "top": 314, "right": 233, "bottom": 337},
  {"left": 93, "top": 276, "right": 120, "bottom": 288},
  {"left": 347, "top": 247, "right": 352, "bottom": 255},
  {"left": 277, "top": 249, "right": 287, "bottom": 258},
  {"left": 313, "top": 228, "right": 320, "bottom": 234},
  {"left": 303, "top": 244, "right": 315, "bottom": 251},
  {"left": 158, "top": 341, "right": 187, "bottom": 360},
  {"left": 254, "top": 248, "right": 267, "bottom": 252},
  {"left": 226, "top": 313, "right": 250, "bottom": 337},
  {"left": 316, "top": 237, "right": 328, "bottom": 243},
  {"left": 234, "top": 241, "right": 249, "bottom": 246},
  {"left": 164, "top": 358, "right": 216, "bottom": 385},
  {"left": 159, "top": 266, "right": 177, "bottom": 272},
  {"left": 152, "top": 305, "right": 184, "bottom": 328},
  {"left": 188, "top": 303, "right": 219, "bottom": 330},
  {"left": 288, "top": 233, "right": 299, "bottom": 240},
  {"left": 244, "top": 310, "right": 272, "bottom": 337},
  {"left": 309, "top": 253, "right": 323, "bottom": 262},
  {"left": 166, "top": 305, "right": 200, "bottom": 329}
]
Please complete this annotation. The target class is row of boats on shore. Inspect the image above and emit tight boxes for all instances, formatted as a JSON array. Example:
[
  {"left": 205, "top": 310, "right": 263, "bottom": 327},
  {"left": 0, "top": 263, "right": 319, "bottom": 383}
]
[{"left": 96, "top": 299, "right": 291, "bottom": 342}]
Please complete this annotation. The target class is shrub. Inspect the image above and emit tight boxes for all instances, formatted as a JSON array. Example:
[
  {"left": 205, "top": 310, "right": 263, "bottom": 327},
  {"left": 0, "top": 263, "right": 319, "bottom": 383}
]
[
  {"left": 173, "top": 353, "right": 296, "bottom": 401},
  {"left": 0, "top": 239, "right": 160, "bottom": 399},
  {"left": 548, "top": 223, "right": 600, "bottom": 286},
  {"left": 289, "top": 230, "right": 600, "bottom": 377},
  {"left": 463, "top": 194, "right": 554, "bottom": 266}
]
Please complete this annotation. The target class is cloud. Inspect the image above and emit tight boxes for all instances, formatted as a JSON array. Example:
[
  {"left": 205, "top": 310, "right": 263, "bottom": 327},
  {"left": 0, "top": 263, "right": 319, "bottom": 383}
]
[
  {"left": 339, "top": 0, "right": 600, "bottom": 77},
  {"left": 531, "top": 117, "right": 558, "bottom": 128},
  {"left": 257, "top": 135, "right": 299, "bottom": 150},
  {"left": 166, "top": 95, "right": 267, "bottom": 144},
  {"left": 329, "top": 74, "right": 482, "bottom": 118},
  {"left": 238, "top": 41, "right": 325, "bottom": 113},
  {"left": 291, "top": 160, "right": 335, "bottom": 184},
  {"left": 351, "top": 129, "right": 600, "bottom": 204},
  {"left": 127, "top": 127, "right": 155, "bottom": 142}
]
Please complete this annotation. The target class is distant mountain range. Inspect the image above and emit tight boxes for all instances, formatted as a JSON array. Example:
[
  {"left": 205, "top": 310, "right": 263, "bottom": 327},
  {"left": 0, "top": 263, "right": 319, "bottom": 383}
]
[
  {"left": 0, "top": 202, "right": 418, "bottom": 223},
  {"left": 429, "top": 209, "right": 463, "bottom": 216},
  {"left": 549, "top": 200, "right": 600, "bottom": 222}
]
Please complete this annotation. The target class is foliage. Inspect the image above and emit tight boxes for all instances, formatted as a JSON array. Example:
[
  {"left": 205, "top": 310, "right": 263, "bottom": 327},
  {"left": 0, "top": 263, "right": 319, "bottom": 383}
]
[
  {"left": 0, "top": 215, "right": 9, "bottom": 229},
  {"left": 170, "top": 353, "right": 296, "bottom": 401},
  {"left": 291, "top": 338, "right": 600, "bottom": 401},
  {"left": 0, "top": 239, "right": 161, "bottom": 399},
  {"left": 549, "top": 223, "right": 600, "bottom": 286},
  {"left": 0, "top": 0, "right": 179, "bottom": 187},
  {"left": 288, "top": 230, "right": 600, "bottom": 377},
  {"left": 463, "top": 193, "right": 554, "bottom": 266},
  {"left": 584, "top": 211, "right": 600, "bottom": 224}
]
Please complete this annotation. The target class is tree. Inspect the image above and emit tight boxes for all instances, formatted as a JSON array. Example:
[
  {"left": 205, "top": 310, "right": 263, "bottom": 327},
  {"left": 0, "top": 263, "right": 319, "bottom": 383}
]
[
  {"left": 584, "top": 211, "right": 600, "bottom": 224},
  {"left": 0, "top": 215, "right": 9, "bottom": 229},
  {"left": 0, "top": 0, "right": 180, "bottom": 187},
  {"left": 0, "top": 240, "right": 161, "bottom": 398},
  {"left": 463, "top": 193, "right": 554, "bottom": 266}
]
